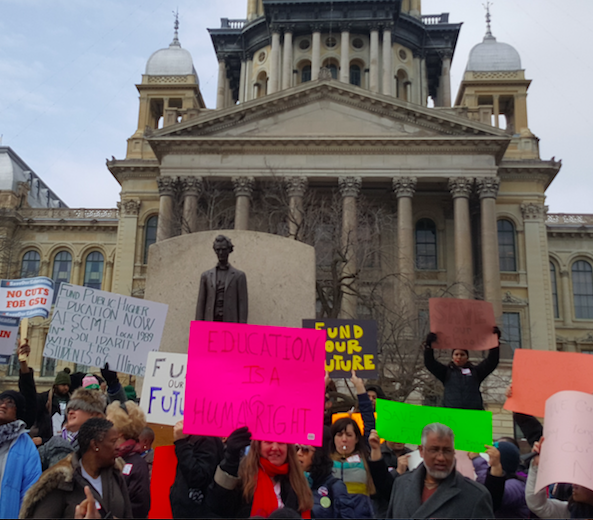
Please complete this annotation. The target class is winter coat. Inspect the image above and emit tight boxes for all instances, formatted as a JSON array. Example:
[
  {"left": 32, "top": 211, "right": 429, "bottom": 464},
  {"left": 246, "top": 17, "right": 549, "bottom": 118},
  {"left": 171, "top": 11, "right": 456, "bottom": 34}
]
[
  {"left": 370, "top": 460, "right": 493, "bottom": 519},
  {"left": 170, "top": 435, "right": 224, "bottom": 519},
  {"left": 379, "top": 444, "right": 412, "bottom": 473},
  {"left": 207, "top": 465, "right": 306, "bottom": 518},
  {"left": 33, "top": 390, "right": 70, "bottom": 444},
  {"left": 121, "top": 451, "right": 150, "bottom": 519},
  {"left": 18, "top": 369, "right": 37, "bottom": 429},
  {"left": 0, "top": 429, "right": 41, "bottom": 519},
  {"left": 330, "top": 392, "right": 376, "bottom": 519},
  {"left": 472, "top": 455, "right": 529, "bottom": 518},
  {"left": 19, "top": 452, "right": 132, "bottom": 519},
  {"left": 525, "top": 462, "right": 569, "bottom": 519},
  {"left": 424, "top": 346, "right": 500, "bottom": 410},
  {"left": 37, "top": 436, "right": 76, "bottom": 471},
  {"left": 310, "top": 474, "right": 358, "bottom": 519}
]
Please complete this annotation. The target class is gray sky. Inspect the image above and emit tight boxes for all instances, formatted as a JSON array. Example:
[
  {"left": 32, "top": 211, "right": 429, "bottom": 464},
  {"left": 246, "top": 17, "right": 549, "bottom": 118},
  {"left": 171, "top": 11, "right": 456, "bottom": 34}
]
[{"left": 1, "top": 0, "right": 590, "bottom": 212}]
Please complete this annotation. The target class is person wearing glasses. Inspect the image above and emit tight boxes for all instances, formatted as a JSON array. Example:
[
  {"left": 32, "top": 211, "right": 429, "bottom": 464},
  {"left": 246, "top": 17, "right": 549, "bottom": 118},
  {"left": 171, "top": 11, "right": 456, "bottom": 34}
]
[
  {"left": 0, "top": 390, "right": 41, "bottom": 518},
  {"left": 368, "top": 423, "right": 493, "bottom": 519},
  {"left": 296, "top": 427, "right": 356, "bottom": 519}
]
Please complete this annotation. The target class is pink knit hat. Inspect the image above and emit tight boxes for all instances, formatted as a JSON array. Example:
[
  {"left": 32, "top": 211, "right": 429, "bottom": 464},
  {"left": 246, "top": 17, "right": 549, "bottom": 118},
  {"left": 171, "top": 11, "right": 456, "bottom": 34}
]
[{"left": 82, "top": 374, "right": 100, "bottom": 390}]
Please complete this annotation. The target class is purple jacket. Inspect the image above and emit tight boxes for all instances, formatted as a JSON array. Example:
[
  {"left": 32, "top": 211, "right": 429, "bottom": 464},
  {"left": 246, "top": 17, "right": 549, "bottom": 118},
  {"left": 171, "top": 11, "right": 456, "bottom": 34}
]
[{"left": 472, "top": 456, "right": 530, "bottom": 519}]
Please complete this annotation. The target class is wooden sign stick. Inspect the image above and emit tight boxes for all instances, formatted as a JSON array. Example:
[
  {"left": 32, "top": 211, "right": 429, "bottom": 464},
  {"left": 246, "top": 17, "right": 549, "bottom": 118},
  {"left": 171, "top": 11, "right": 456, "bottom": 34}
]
[{"left": 18, "top": 318, "right": 29, "bottom": 361}]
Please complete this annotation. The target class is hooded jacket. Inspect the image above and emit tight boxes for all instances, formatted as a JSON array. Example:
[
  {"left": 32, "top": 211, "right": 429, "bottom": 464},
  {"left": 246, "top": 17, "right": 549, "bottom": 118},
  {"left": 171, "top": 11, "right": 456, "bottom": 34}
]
[{"left": 19, "top": 452, "right": 132, "bottom": 519}]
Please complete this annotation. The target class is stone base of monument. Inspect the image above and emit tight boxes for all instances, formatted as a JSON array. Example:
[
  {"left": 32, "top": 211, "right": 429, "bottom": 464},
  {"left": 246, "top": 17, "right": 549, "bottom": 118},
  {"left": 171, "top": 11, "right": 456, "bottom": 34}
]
[{"left": 144, "top": 230, "right": 316, "bottom": 354}]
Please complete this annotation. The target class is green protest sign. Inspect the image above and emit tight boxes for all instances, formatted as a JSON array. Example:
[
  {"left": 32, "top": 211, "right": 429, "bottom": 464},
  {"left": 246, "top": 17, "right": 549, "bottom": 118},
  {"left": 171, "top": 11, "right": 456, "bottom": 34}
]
[{"left": 376, "top": 399, "right": 492, "bottom": 453}]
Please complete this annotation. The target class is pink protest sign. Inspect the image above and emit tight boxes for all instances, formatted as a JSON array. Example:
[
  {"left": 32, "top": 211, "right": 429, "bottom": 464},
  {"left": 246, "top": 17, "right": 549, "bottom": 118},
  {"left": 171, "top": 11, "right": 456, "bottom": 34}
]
[
  {"left": 184, "top": 321, "right": 326, "bottom": 446},
  {"left": 535, "top": 391, "right": 593, "bottom": 493},
  {"left": 429, "top": 298, "right": 498, "bottom": 351}
]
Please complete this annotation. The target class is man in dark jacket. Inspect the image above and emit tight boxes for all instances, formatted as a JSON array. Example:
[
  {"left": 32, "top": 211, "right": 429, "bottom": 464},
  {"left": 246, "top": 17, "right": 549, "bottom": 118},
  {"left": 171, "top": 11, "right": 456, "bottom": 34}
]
[
  {"left": 170, "top": 419, "right": 224, "bottom": 518},
  {"left": 369, "top": 423, "right": 493, "bottom": 519}
]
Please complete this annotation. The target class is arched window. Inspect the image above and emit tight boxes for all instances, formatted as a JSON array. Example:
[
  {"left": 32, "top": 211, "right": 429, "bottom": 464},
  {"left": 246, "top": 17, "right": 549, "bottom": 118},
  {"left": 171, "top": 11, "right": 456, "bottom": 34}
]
[
  {"left": 416, "top": 219, "right": 437, "bottom": 270},
  {"left": 550, "top": 261, "right": 559, "bottom": 319},
  {"left": 572, "top": 260, "right": 593, "bottom": 320},
  {"left": 349, "top": 64, "right": 361, "bottom": 86},
  {"left": 497, "top": 219, "right": 517, "bottom": 272},
  {"left": 301, "top": 65, "right": 311, "bottom": 83},
  {"left": 20, "top": 251, "right": 40, "bottom": 278},
  {"left": 83, "top": 252, "right": 104, "bottom": 290},
  {"left": 52, "top": 251, "right": 72, "bottom": 301},
  {"left": 328, "top": 63, "right": 338, "bottom": 79},
  {"left": 396, "top": 70, "right": 409, "bottom": 101},
  {"left": 144, "top": 216, "right": 158, "bottom": 264}
]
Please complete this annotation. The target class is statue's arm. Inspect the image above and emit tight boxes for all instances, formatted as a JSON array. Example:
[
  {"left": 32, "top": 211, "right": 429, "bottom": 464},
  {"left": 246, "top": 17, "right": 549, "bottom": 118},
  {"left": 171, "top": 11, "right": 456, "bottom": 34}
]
[
  {"left": 238, "top": 272, "right": 248, "bottom": 323},
  {"left": 196, "top": 272, "right": 208, "bottom": 320}
]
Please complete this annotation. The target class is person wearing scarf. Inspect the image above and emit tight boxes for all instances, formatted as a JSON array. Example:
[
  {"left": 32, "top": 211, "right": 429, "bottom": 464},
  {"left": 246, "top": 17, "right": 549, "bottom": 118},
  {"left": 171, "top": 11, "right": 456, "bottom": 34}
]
[
  {"left": 209, "top": 427, "right": 313, "bottom": 518},
  {"left": 106, "top": 400, "right": 151, "bottom": 519},
  {"left": 0, "top": 390, "right": 41, "bottom": 518}
]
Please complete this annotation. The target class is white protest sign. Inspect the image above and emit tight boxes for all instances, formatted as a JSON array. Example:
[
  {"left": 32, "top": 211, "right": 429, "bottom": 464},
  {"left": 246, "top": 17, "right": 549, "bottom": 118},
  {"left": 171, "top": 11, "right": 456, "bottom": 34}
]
[
  {"left": 0, "top": 316, "right": 19, "bottom": 364},
  {"left": 140, "top": 352, "right": 187, "bottom": 426},
  {"left": 536, "top": 390, "right": 593, "bottom": 493},
  {"left": 0, "top": 277, "right": 54, "bottom": 319},
  {"left": 43, "top": 283, "right": 168, "bottom": 376}
]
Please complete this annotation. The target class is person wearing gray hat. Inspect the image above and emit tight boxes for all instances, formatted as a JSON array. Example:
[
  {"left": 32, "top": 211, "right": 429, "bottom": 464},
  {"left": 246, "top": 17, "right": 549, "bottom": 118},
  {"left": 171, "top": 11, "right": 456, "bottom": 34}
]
[
  {"left": 37, "top": 388, "right": 107, "bottom": 471},
  {"left": 0, "top": 390, "right": 41, "bottom": 518}
]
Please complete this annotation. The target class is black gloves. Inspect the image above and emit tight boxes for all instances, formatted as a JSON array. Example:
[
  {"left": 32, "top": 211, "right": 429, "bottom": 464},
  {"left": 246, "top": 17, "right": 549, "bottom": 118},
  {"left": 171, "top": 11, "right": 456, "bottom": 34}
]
[
  {"left": 424, "top": 332, "right": 437, "bottom": 349},
  {"left": 493, "top": 326, "right": 501, "bottom": 345},
  {"left": 221, "top": 426, "right": 252, "bottom": 476},
  {"left": 101, "top": 363, "right": 119, "bottom": 388}
]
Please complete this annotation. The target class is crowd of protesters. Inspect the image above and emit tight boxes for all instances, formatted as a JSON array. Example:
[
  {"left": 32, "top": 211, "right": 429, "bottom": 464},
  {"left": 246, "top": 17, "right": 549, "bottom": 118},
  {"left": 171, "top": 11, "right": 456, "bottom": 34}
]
[{"left": 0, "top": 328, "right": 592, "bottom": 519}]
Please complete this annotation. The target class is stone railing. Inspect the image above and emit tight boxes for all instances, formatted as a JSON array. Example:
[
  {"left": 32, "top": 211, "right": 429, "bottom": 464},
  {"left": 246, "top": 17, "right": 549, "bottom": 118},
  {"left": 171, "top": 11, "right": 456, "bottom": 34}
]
[
  {"left": 547, "top": 214, "right": 593, "bottom": 225},
  {"left": 20, "top": 208, "right": 119, "bottom": 220},
  {"left": 220, "top": 18, "right": 246, "bottom": 30},
  {"left": 422, "top": 13, "right": 450, "bottom": 24}
]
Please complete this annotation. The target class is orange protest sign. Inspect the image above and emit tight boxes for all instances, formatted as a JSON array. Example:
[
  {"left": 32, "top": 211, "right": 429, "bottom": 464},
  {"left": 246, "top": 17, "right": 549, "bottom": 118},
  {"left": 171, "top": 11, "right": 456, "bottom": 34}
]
[
  {"left": 504, "top": 350, "right": 593, "bottom": 418},
  {"left": 331, "top": 412, "right": 384, "bottom": 442},
  {"left": 148, "top": 445, "right": 177, "bottom": 519},
  {"left": 429, "top": 298, "right": 498, "bottom": 351}
]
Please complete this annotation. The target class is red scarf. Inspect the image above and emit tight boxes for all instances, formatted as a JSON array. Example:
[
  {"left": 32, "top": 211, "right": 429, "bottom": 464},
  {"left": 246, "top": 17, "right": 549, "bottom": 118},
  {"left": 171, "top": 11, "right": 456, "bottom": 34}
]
[{"left": 251, "top": 458, "right": 311, "bottom": 519}]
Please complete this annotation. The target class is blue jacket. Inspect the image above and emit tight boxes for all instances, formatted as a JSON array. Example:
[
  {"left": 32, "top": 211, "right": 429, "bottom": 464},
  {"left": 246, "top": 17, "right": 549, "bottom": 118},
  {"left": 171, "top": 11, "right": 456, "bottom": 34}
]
[
  {"left": 0, "top": 432, "right": 41, "bottom": 519},
  {"left": 311, "top": 475, "right": 359, "bottom": 519}
]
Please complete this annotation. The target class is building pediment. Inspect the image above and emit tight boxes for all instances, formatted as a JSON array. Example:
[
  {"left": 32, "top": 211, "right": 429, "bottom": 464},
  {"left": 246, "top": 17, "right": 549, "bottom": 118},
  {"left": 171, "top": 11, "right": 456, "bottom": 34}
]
[{"left": 150, "top": 80, "right": 509, "bottom": 143}]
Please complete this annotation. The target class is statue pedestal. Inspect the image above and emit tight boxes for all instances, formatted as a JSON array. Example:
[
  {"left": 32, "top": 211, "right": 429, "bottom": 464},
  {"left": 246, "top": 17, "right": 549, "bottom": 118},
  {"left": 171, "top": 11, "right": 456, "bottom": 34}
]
[{"left": 144, "top": 230, "right": 317, "bottom": 353}]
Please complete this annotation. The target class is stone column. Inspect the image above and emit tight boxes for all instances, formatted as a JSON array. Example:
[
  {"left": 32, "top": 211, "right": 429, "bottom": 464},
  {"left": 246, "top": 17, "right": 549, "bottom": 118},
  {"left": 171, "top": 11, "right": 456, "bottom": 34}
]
[
  {"left": 247, "top": 0, "right": 258, "bottom": 20},
  {"left": 312, "top": 27, "right": 321, "bottom": 81},
  {"left": 285, "top": 177, "right": 308, "bottom": 239},
  {"left": 339, "top": 177, "right": 362, "bottom": 319},
  {"left": 493, "top": 94, "right": 500, "bottom": 128},
  {"left": 410, "top": 0, "right": 421, "bottom": 18},
  {"left": 521, "top": 203, "right": 556, "bottom": 350},
  {"left": 216, "top": 56, "right": 227, "bottom": 109},
  {"left": 382, "top": 25, "right": 393, "bottom": 96},
  {"left": 245, "top": 54, "right": 254, "bottom": 101},
  {"left": 233, "top": 177, "right": 255, "bottom": 231},
  {"left": 180, "top": 177, "right": 203, "bottom": 234},
  {"left": 113, "top": 198, "right": 141, "bottom": 295},
  {"left": 104, "top": 260, "right": 114, "bottom": 292},
  {"left": 72, "top": 260, "right": 82, "bottom": 286},
  {"left": 440, "top": 52, "right": 452, "bottom": 108},
  {"left": 370, "top": 26, "right": 380, "bottom": 92},
  {"left": 476, "top": 177, "right": 502, "bottom": 318},
  {"left": 269, "top": 29, "right": 281, "bottom": 94},
  {"left": 448, "top": 178, "right": 474, "bottom": 298},
  {"left": 393, "top": 177, "right": 417, "bottom": 284},
  {"left": 40, "top": 260, "right": 49, "bottom": 278},
  {"left": 340, "top": 27, "right": 350, "bottom": 83},
  {"left": 282, "top": 29, "right": 293, "bottom": 90},
  {"left": 156, "top": 177, "right": 176, "bottom": 242},
  {"left": 238, "top": 60, "right": 246, "bottom": 103},
  {"left": 560, "top": 268, "right": 574, "bottom": 328}
]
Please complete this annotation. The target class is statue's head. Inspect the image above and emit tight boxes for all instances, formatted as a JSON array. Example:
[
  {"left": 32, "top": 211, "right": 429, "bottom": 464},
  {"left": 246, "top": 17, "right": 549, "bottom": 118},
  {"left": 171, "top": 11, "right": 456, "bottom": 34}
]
[{"left": 213, "top": 235, "right": 233, "bottom": 264}]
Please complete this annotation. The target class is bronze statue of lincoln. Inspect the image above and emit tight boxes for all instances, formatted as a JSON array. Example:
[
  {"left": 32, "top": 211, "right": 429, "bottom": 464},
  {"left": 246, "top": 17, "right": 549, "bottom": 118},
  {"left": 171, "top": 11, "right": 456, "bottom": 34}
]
[{"left": 195, "top": 235, "right": 248, "bottom": 323}]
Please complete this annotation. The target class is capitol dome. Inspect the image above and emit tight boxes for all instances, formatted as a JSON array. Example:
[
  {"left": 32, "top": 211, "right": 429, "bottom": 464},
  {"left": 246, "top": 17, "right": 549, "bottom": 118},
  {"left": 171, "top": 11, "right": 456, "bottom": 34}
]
[
  {"left": 466, "top": 33, "right": 522, "bottom": 72},
  {"left": 145, "top": 31, "right": 198, "bottom": 81}
]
